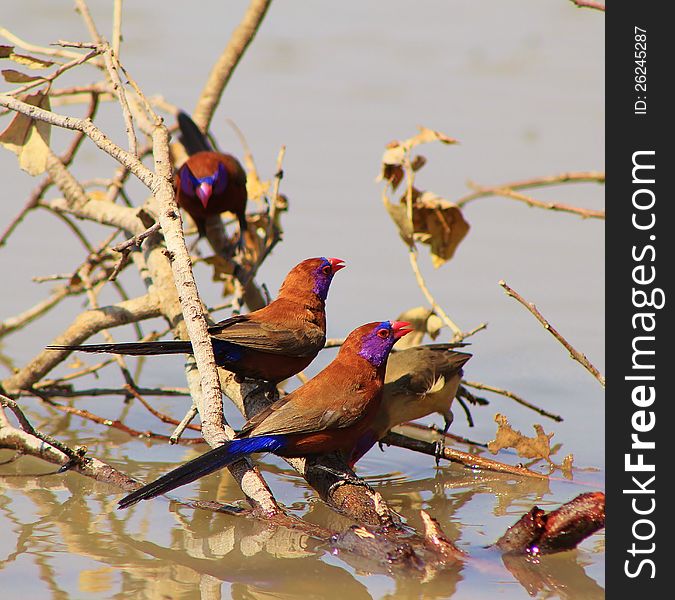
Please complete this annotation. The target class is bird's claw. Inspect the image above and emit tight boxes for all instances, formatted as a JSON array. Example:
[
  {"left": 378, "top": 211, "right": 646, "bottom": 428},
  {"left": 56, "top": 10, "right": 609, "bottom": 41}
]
[{"left": 312, "top": 464, "right": 368, "bottom": 491}]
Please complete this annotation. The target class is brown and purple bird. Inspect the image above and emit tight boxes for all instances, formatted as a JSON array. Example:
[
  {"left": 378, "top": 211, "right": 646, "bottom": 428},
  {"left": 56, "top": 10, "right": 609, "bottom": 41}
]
[
  {"left": 47, "top": 257, "right": 345, "bottom": 385},
  {"left": 175, "top": 111, "right": 248, "bottom": 246},
  {"left": 117, "top": 319, "right": 412, "bottom": 508}
]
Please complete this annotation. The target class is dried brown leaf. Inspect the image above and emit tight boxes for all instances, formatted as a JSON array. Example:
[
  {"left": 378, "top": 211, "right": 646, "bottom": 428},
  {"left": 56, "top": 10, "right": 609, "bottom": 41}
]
[
  {"left": 385, "top": 189, "right": 470, "bottom": 266},
  {"left": 488, "top": 413, "right": 553, "bottom": 462},
  {"left": 377, "top": 127, "right": 456, "bottom": 188},
  {"left": 2, "top": 69, "right": 43, "bottom": 83},
  {"left": 394, "top": 306, "right": 443, "bottom": 349},
  {"left": 0, "top": 91, "right": 52, "bottom": 176},
  {"left": 411, "top": 192, "right": 470, "bottom": 267},
  {"left": 408, "top": 126, "right": 459, "bottom": 148},
  {"left": 245, "top": 168, "right": 270, "bottom": 204},
  {"left": 382, "top": 194, "right": 414, "bottom": 245},
  {"left": 1, "top": 48, "right": 54, "bottom": 69}
]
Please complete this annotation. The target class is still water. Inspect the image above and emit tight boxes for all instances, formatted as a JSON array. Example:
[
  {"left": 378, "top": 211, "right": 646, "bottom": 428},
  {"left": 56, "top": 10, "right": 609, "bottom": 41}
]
[{"left": 1, "top": 1, "right": 604, "bottom": 598}]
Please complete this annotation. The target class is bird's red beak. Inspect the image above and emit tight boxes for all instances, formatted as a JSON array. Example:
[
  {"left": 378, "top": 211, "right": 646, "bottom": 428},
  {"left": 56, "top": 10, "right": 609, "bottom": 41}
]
[
  {"left": 328, "top": 258, "right": 346, "bottom": 272},
  {"left": 196, "top": 182, "right": 212, "bottom": 208},
  {"left": 391, "top": 321, "right": 413, "bottom": 339}
]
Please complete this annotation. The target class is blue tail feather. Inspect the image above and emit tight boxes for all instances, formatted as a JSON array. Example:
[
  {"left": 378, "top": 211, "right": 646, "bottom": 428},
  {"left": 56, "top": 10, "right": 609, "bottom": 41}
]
[{"left": 118, "top": 435, "right": 285, "bottom": 509}]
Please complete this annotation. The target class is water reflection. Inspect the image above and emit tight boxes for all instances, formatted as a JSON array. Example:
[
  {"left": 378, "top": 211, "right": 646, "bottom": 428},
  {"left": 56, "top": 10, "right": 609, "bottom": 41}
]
[
  {"left": 1, "top": 0, "right": 603, "bottom": 596},
  {"left": 1, "top": 458, "right": 602, "bottom": 600}
]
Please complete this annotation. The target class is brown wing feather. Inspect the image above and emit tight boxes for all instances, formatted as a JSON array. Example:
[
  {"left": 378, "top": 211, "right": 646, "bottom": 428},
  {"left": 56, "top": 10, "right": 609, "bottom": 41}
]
[
  {"left": 385, "top": 347, "right": 472, "bottom": 395},
  {"left": 238, "top": 365, "right": 379, "bottom": 438},
  {"left": 208, "top": 313, "right": 325, "bottom": 358}
]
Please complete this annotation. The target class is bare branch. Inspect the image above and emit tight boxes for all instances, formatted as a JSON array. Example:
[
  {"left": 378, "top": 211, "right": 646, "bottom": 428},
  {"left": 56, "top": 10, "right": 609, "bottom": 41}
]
[
  {"left": 499, "top": 280, "right": 605, "bottom": 387},
  {"left": 455, "top": 171, "right": 605, "bottom": 206},
  {"left": 1, "top": 294, "right": 161, "bottom": 396},
  {"left": 462, "top": 380, "right": 563, "bottom": 422},
  {"left": 192, "top": 0, "right": 273, "bottom": 131},
  {"left": 0, "top": 94, "right": 156, "bottom": 188},
  {"left": 383, "top": 431, "right": 548, "bottom": 479},
  {"left": 463, "top": 184, "right": 605, "bottom": 220}
]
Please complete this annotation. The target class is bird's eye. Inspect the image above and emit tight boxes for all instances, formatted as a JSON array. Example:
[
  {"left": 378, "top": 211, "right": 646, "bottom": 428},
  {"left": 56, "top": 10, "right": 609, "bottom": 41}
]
[
  {"left": 377, "top": 328, "right": 389, "bottom": 339},
  {"left": 322, "top": 265, "right": 332, "bottom": 275}
]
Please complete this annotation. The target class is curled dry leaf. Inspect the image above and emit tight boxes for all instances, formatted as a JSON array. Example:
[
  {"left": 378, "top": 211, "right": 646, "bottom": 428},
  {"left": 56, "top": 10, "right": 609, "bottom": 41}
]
[
  {"left": 245, "top": 167, "right": 270, "bottom": 205},
  {"left": 2, "top": 69, "right": 44, "bottom": 84},
  {"left": 394, "top": 306, "right": 443, "bottom": 349},
  {"left": 384, "top": 190, "right": 470, "bottom": 267},
  {"left": 488, "top": 413, "right": 553, "bottom": 463},
  {"left": 0, "top": 91, "right": 51, "bottom": 176},
  {"left": 411, "top": 191, "right": 470, "bottom": 267},
  {"left": 378, "top": 127, "right": 468, "bottom": 266},
  {"left": 377, "top": 125, "right": 457, "bottom": 191}
]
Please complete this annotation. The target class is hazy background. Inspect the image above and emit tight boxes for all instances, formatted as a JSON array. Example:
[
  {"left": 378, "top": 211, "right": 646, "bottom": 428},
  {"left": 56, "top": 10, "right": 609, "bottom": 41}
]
[{"left": 1, "top": 1, "right": 604, "bottom": 598}]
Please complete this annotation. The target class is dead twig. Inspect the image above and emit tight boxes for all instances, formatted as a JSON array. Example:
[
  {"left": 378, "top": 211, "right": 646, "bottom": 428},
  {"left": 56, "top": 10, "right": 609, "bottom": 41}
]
[
  {"left": 462, "top": 381, "right": 563, "bottom": 422},
  {"left": 382, "top": 431, "right": 548, "bottom": 479},
  {"left": 455, "top": 171, "right": 605, "bottom": 207},
  {"left": 1, "top": 395, "right": 81, "bottom": 462},
  {"left": 499, "top": 281, "right": 605, "bottom": 387},
  {"left": 191, "top": 0, "right": 273, "bottom": 131},
  {"left": 464, "top": 184, "right": 604, "bottom": 220},
  {"left": 32, "top": 393, "right": 204, "bottom": 445}
]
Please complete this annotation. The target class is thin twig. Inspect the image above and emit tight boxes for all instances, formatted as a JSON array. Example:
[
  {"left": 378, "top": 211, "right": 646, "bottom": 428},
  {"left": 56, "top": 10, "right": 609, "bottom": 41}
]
[
  {"left": 0, "top": 92, "right": 100, "bottom": 248},
  {"left": 7, "top": 48, "right": 102, "bottom": 97},
  {"left": 124, "top": 385, "right": 201, "bottom": 431},
  {"left": 0, "top": 27, "right": 85, "bottom": 61},
  {"left": 464, "top": 184, "right": 605, "bottom": 220},
  {"left": 170, "top": 404, "right": 199, "bottom": 444},
  {"left": 25, "top": 386, "right": 189, "bottom": 398},
  {"left": 408, "top": 250, "right": 463, "bottom": 341},
  {"left": 462, "top": 380, "right": 563, "bottom": 422},
  {"left": 192, "top": 0, "right": 273, "bottom": 131},
  {"left": 0, "top": 396, "right": 81, "bottom": 461},
  {"left": 33, "top": 393, "right": 204, "bottom": 445},
  {"left": 383, "top": 431, "right": 548, "bottom": 480},
  {"left": 33, "top": 359, "right": 117, "bottom": 387},
  {"left": 109, "top": 222, "right": 161, "bottom": 281},
  {"left": 455, "top": 171, "right": 605, "bottom": 207},
  {"left": 499, "top": 280, "right": 605, "bottom": 387},
  {"left": 0, "top": 94, "right": 156, "bottom": 189},
  {"left": 112, "top": 0, "right": 123, "bottom": 57}
]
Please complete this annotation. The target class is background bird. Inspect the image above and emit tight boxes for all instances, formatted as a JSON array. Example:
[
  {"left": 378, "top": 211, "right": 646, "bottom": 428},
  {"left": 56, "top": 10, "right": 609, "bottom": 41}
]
[
  {"left": 48, "top": 257, "right": 345, "bottom": 385},
  {"left": 348, "top": 344, "right": 472, "bottom": 465},
  {"left": 117, "top": 319, "right": 412, "bottom": 508},
  {"left": 175, "top": 111, "right": 248, "bottom": 247}
]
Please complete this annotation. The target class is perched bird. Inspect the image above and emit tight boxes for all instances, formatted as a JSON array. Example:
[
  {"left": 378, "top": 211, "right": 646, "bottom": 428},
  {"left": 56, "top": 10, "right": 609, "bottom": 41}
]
[
  {"left": 175, "top": 111, "right": 248, "bottom": 245},
  {"left": 117, "top": 320, "right": 412, "bottom": 508},
  {"left": 348, "top": 344, "right": 472, "bottom": 466},
  {"left": 48, "top": 257, "right": 345, "bottom": 385}
]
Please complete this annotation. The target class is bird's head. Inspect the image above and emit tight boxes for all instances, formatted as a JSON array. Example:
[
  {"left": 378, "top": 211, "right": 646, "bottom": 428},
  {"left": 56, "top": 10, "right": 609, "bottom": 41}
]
[
  {"left": 279, "top": 257, "right": 346, "bottom": 302},
  {"left": 179, "top": 157, "right": 229, "bottom": 209},
  {"left": 343, "top": 321, "right": 412, "bottom": 368}
]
